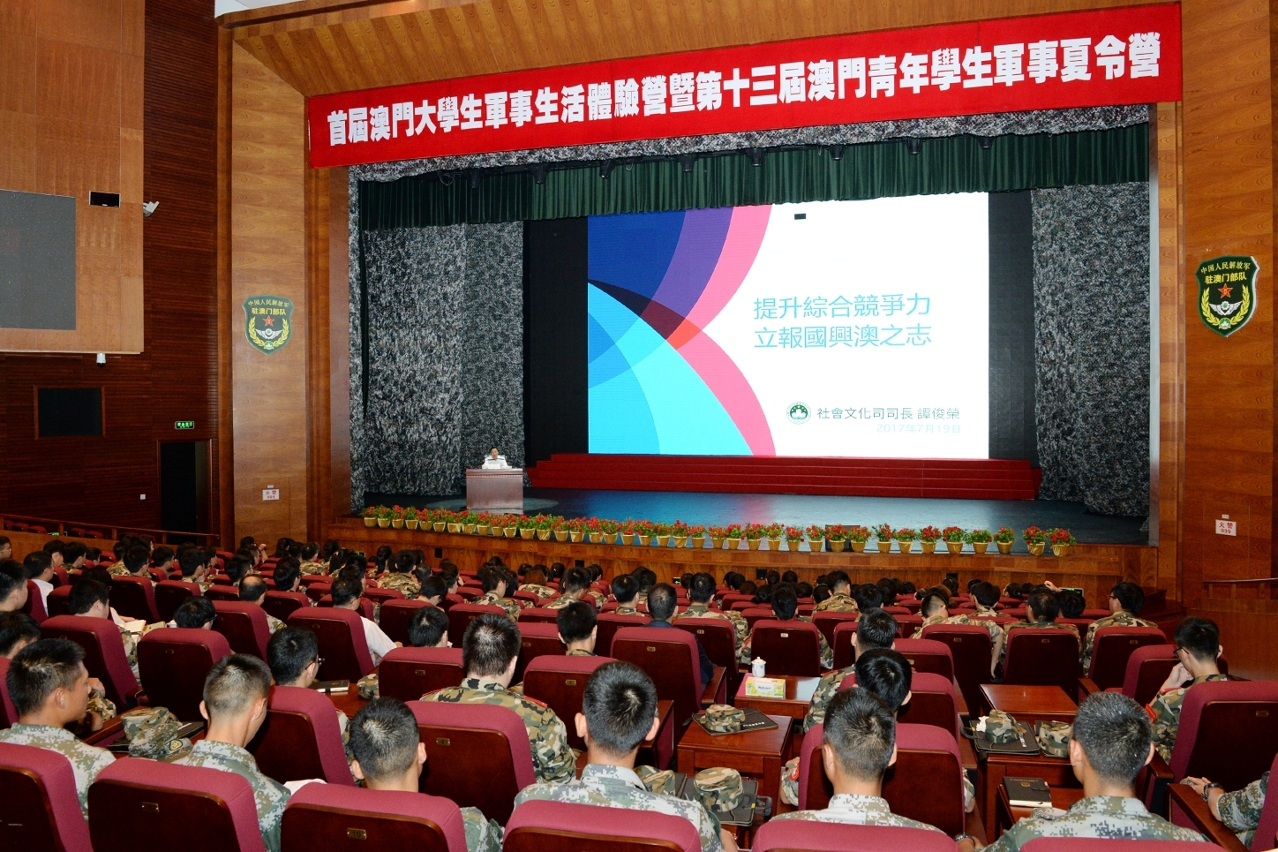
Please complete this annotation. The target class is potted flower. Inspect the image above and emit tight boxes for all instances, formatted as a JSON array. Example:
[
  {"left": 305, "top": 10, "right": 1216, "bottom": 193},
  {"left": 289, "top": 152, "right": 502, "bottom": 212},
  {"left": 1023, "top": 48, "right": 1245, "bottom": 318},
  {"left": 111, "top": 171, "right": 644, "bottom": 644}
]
[
  {"left": 672, "top": 520, "right": 691, "bottom": 548},
  {"left": 784, "top": 526, "right": 805, "bottom": 551},
  {"left": 654, "top": 522, "right": 672, "bottom": 548},
  {"left": 585, "top": 517, "right": 603, "bottom": 544},
  {"left": 825, "top": 525, "right": 847, "bottom": 553},
  {"left": 743, "top": 523, "right": 764, "bottom": 551},
  {"left": 461, "top": 512, "right": 478, "bottom": 535},
  {"left": 568, "top": 517, "right": 585, "bottom": 543},
  {"left": 377, "top": 506, "right": 392, "bottom": 529},
  {"left": 433, "top": 510, "right": 447, "bottom": 533},
  {"left": 918, "top": 525, "right": 942, "bottom": 554},
  {"left": 389, "top": 505, "right": 405, "bottom": 530},
  {"left": 1023, "top": 525, "right": 1047, "bottom": 556},
  {"left": 806, "top": 523, "right": 825, "bottom": 552},
  {"left": 1048, "top": 527, "right": 1075, "bottom": 556},
  {"left": 993, "top": 526, "right": 1015, "bottom": 554},
  {"left": 763, "top": 523, "right": 784, "bottom": 551},
  {"left": 404, "top": 507, "right": 420, "bottom": 531},
  {"left": 874, "top": 523, "right": 894, "bottom": 553},
  {"left": 894, "top": 526, "right": 917, "bottom": 554},
  {"left": 846, "top": 525, "right": 870, "bottom": 553},
  {"left": 689, "top": 524, "right": 707, "bottom": 548},
  {"left": 708, "top": 525, "right": 727, "bottom": 549},
  {"left": 602, "top": 518, "right": 621, "bottom": 545},
  {"left": 724, "top": 524, "right": 743, "bottom": 550},
  {"left": 942, "top": 525, "right": 965, "bottom": 555},
  {"left": 446, "top": 509, "right": 462, "bottom": 534},
  {"left": 491, "top": 511, "right": 505, "bottom": 536},
  {"left": 966, "top": 528, "right": 992, "bottom": 555},
  {"left": 635, "top": 520, "right": 653, "bottom": 547},
  {"left": 502, "top": 514, "right": 519, "bottom": 538},
  {"left": 529, "top": 514, "right": 551, "bottom": 541},
  {"left": 362, "top": 506, "right": 379, "bottom": 528}
]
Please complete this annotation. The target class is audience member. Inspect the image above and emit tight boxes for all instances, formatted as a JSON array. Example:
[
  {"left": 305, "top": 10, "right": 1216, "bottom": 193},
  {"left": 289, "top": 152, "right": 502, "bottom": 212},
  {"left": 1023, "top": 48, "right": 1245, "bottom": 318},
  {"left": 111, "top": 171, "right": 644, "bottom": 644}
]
[
  {"left": 268, "top": 626, "right": 350, "bottom": 738},
  {"left": 0, "top": 611, "right": 40, "bottom": 658},
  {"left": 609, "top": 574, "right": 641, "bottom": 615},
  {"left": 330, "top": 575, "right": 399, "bottom": 665},
  {"left": 999, "top": 589, "right": 1078, "bottom": 667},
  {"left": 0, "top": 536, "right": 10, "bottom": 560},
  {"left": 673, "top": 572, "right": 747, "bottom": 654},
  {"left": 519, "top": 566, "right": 557, "bottom": 601},
  {"left": 911, "top": 588, "right": 1004, "bottom": 675},
  {"left": 178, "top": 547, "right": 213, "bottom": 592},
  {"left": 647, "top": 583, "right": 713, "bottom": 686},
  {"left": 271, "top": 557, "right": 302, "bottom": 594},
  {"left": 557, "top": 600, "right": 597, "bottom": 656},
  {"left": 239, "top": 575, "right": 285, "bottom": 632},
  {"left": 152, "top": 546, "right": 176, "bottom": 578},
  {"left": 23, "top": 550, "right": 55, "bottom": 610},
  {"left": 0, "top": 560, "right": 29, "bottom": 612},
  {"left": 1150, "top": 616, "right": 1226, "bottom": 762},
  {"left": 475, "top": 566, "right": 523, "bottom": 621},
  {"left": 298, "top": 542, "right": 326, "bottom": 575},
  {"left": 174, "top": 595, "right": 218, "bottom": 629},
  {"left": 69, "top": 578, "right": 147, "bottom": 676},
  {"left": 356, "top": 605, "right": 450, "bottom": 700},
  {"left": 739, "top": 583, "right": 831, "bottom": 669},
  {"left": 379, "top": 551, "right": 421, "bottom": 599},
  {"left": 803, "top": 608, "right": 898, "bottom": 732},
  {"left": 1181, "top": 771, "right": 1270, "bottom": 847},
  {"left": 1080, "top": 581, "right": 1157, "bottom": 672}
]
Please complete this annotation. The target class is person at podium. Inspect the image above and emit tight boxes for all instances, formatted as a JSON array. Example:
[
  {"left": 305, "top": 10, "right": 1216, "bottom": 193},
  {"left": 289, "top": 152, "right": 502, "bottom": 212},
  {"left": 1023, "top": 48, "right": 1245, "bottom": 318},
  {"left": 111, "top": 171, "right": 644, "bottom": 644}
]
[{"left": 481, "top": 447, "right": 509, "bottom": 469}]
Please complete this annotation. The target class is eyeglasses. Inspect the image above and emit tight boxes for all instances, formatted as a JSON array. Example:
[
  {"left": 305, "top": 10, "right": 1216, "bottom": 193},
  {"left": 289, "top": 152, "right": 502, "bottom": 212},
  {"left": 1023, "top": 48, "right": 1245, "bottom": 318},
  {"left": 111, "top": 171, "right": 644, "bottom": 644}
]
[{"left": 313, "top": 657, "right": 325, "bottom": 667}]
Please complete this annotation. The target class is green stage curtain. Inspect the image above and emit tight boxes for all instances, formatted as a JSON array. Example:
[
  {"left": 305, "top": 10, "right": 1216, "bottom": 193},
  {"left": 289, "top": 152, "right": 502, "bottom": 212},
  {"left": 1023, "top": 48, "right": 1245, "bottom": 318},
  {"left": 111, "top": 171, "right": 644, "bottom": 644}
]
[{"left": 359, "top": 124, "right": 1148, "bottom": 229}]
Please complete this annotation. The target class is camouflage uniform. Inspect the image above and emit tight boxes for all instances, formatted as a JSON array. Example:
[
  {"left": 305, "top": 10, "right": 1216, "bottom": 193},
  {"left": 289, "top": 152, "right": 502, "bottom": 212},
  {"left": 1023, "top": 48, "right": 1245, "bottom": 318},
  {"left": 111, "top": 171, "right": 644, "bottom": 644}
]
[
  {"left": 298, "top": 560, "right": 327, "bottom": 576},
  {"left": 982, "top": 796, "right": 1207, "bottom": 852},
  {"left": 544, "top": 594, "right": 580, "bottom": 611},
  {"left": 265, "top": 612, "right": 286, "bottom": 633},
  {"left": 802, "top": 665, "right": 856, "bottom": 733},
  {"left": 0, "top": 723, "right": 115, "bottom": 820},
  {"left": 674, "top": 603, "right": 749, "bottom": 654},
  {"left": 613, "top": 603, "right": 641, "bottom": 615},
  {"left": 739, "top": 619, "right": 832, "bottom": 669},
  {"left": 107, "top": 564, "right": 131, "bottom": 578},
  {"left": 1218, "top": 771, "right": 1269, "bottom": 847},
  {"left": 421, "top": 678, "right": 576, "bottom": 784},
  {"left": 475, "top": 591, "right": 522, "bottom": 622},
  {"left": 379, "top": 572, "right": 420, "bottom": 600},
  {"left": 812, "top": 593, "right": 860, "bottom": 615},
  {"left": 585, "top": 589, "right": 607, "bottom": 609},
  {"left": 1080, "top": 611, "right": 1157, "bottom": 673},
  {"left": 911, "top": 613, "right": 949, "bottom": 637},
  {"left": 565, "top": 649, "right": 595, "bottom": 657},
  {"left": 912, "top": 612, "right": 1003, "bottom": 646},
  {"left": 461, "top": 807, "right": 504, "bottom": 852},
  {"left": 87, "top": 684, "right": 117, "bottom": 724},
  {"left": 780, "top": 742, "right": 975, "bottom": 811},
  {"left": 356, "top": 671, "right": 380, "bottom": 700},
  {"left": 1149, "top": 673, "right": 1229, "bottom": 762},
  {"left": 178, "top": 739, "right": 290, "bottom": 852},
  {"left": 513, "top": 763, "right": 725, "bottom": 852},
  {"left": 519, "top": 583, "right": 557, "bottom": 601},
  {"left": 999, "top": 620, "right": 1080, "bottom": 667},
  {"left": 771, "top": 792, "right": 945, "bottom": 832}
]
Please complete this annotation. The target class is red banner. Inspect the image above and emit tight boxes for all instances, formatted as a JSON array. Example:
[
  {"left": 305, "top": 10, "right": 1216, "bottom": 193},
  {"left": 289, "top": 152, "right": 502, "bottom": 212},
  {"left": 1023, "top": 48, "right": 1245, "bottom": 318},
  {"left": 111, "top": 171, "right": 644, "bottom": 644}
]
[{"left": 307, "top": 4, "right": 1180, "bottom": 168}]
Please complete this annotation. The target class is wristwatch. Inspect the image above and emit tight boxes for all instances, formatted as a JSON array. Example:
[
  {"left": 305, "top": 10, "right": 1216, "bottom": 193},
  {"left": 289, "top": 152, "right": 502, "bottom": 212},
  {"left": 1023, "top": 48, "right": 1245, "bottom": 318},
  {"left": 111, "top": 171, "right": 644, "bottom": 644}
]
[
  {"left": 1201, "top": 782, "right": 1223, "bottom": 801},
  {"left": 954, "top": 833, "right": 977, "bottom": 845}
]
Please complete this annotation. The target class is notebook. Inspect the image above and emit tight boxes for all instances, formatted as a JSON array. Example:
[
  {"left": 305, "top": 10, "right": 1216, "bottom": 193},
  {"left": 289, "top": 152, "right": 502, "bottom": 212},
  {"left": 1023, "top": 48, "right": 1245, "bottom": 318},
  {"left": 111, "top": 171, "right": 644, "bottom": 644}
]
[{"left": 1004, "top": 776, "right": 1052, "bottom": 807}]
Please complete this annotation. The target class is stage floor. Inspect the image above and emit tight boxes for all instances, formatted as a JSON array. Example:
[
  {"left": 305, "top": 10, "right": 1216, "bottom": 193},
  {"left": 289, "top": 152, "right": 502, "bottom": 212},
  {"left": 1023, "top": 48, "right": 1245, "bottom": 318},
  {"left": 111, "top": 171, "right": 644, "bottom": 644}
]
[{"left": 362, "top": 488, "right": 1149, "bottom": 551}]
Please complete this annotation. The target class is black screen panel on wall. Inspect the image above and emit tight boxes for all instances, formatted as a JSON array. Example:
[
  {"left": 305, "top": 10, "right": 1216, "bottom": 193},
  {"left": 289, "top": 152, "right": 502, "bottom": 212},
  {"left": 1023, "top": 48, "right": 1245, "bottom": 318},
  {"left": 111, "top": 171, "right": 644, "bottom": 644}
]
[
  {"left": 0, "top": 189, "right": 76, "bottom": 330},
  {"left": 37, "top": 388, "right": 103, "bottom": 437}
]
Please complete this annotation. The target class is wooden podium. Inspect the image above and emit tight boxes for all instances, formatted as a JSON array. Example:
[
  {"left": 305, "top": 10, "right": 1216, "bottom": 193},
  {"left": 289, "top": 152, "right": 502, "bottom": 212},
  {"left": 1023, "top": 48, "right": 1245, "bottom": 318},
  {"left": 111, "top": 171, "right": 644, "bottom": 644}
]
[{"left": 466, "top": 468, "right": 524, "bottom": 512}]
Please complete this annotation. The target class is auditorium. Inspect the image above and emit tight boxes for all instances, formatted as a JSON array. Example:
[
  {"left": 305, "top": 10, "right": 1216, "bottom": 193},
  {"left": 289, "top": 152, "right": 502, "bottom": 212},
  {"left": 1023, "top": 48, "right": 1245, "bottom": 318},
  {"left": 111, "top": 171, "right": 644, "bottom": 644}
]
[{"left": 0, "top": 0, "right": 1276, "bottom": 850}]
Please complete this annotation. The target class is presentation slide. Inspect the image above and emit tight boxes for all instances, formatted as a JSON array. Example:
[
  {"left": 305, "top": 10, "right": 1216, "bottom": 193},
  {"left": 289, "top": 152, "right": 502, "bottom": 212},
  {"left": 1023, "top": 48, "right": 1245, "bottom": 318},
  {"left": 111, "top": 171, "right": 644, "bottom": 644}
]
[{"left": 587, "top": 194, "right": 989, "bottom": 458}]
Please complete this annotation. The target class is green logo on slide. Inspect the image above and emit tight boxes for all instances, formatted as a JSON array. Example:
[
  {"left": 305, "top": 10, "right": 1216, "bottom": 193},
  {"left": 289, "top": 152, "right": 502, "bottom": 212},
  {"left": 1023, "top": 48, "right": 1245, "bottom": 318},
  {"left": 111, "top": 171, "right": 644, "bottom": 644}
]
[{"left": 787, "top": 403, "right": 810, "bottom": 424}]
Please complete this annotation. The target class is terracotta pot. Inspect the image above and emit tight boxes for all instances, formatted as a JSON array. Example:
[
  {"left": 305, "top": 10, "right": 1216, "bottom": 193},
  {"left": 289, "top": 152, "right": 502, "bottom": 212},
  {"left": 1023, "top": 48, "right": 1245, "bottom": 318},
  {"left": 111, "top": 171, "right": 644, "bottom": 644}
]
[
  {"left": 621, "top": 533, "right": 635, "bottom": 545},
  {"left": 554, "top": 530, "right": 568, "bottom": 542},
  {"left": 746, "top": 539, "right": 761, "bottom": 550},
  {"left": 725, "top": 537, "right": 741, "bottom": 550},
  {"left": 364, "top": 517, "right": 377, "bottom": 527},
  {"left": 588, "top": 532, "right": 603, "bottom": 543},
  {"left": 691, "top": 536, "right": 706, "bottom": 548},
  {"left": 920, "top": 540, "right": 936, "bottom": 554},
  {"left": 447, "top": 523, "right": 461, "bottom": 534},
  {"left": 996, "top": 541, "right": 1013, "bottom": 554},
  {"left": 945, "top": 541, "right": 962, "bottom": 554},
  {"left": 433, "top": 522, "right": 446, "bottom": 533},
  {"left": 767, "top": 537, "right": 782, "bottom": 551},
  {"left": 536, "top": 529, "right": 552, "bottom": 541},
  {"left": 850, "top": 540, "right": 866, "bottom": 553},
  {"left": 1052, "top": 543, "right": 1071, "bottom": 557},
  {"left": 710, "top": 537, "right": 724, "bottom": 549},
  {"left": 785, "top": 538, "right": 803, "bottom": 551},
  {"left": 519, "top": 528, "right": 535, "bottom": 540},
  {"left": 896, "top": 539, "right": 915, "bottom": 553},
  {"left": 829, "top": 539, "right": 846, "bottom": 553},
  {"left": 876, "top": 540, "right": 892, "bottom": 553},
  {"left": 673, "top": 536, "right": 687, "bottom": 547},
  {"left": 377, "top": 518, "right": 390, "bottom": 528},
  {"left": 503, "top": 527, "right": 517, "bottom": 538},
  {"left": 973, "top": 542, "right": 989, "bottom": 554},
  {"left": 1028, "top": 542, "right": 1045, "bottom": 556},
  {"left": 656, "top": 535, "right": 670, "bottom": 547},
  {"left": 603, "top": 533, "right": 617, "bottom": 545},
  {"left": 569, "top": 531, "right": 584, "bottom": 543},
  {"left": 637, "top": 534, "right": 651, "bottom": 546},
  {"left": 490, "top": 525, "right": 502, "bottom": 537},
  {"left": 477, "top": 525, "right": 489, "bottom": 535},
  {"left": 406, "top": 519, "right": 419, "bottom": 530},
  {"left": 809, "top": 537, "right": 825, "bottom": 552},
  {"left": 464, "top": 524, "right": 476, "bottom": 535}
]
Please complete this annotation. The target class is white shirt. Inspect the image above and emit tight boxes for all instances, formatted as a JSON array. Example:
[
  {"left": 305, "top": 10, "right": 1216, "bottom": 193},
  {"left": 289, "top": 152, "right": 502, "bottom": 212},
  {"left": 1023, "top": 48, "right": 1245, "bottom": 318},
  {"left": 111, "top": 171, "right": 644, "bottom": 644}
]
[
  {"left": 482, "top": 455, "right": 510, "bottom": 469},
  {"left": 360, "top": 615, "right": 396, "bottom": 665},
  {"left": 33, "top": 579, "right": 53, "bottom": 610}
]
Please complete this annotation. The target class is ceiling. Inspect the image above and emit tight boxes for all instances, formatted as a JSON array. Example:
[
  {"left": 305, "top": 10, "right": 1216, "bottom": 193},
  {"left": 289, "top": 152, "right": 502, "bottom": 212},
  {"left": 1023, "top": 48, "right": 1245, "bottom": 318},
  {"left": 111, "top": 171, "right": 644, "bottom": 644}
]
[
  {"left": 222, "top": 0, "right": 1137, "bottom": 97},
  {"left": 216, "top": 0, "right": 296, "bottom": 17}
]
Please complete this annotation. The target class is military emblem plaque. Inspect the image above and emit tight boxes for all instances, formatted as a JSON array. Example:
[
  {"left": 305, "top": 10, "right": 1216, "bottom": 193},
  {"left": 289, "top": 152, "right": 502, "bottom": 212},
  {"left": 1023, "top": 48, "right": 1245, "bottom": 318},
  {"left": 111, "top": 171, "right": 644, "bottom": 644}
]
[
  {"left": 243, "top": 295, "right": 294, "bottom": 354},
  {"left": 1196, "top": 256, "right": 1258, "bottom": 337}
]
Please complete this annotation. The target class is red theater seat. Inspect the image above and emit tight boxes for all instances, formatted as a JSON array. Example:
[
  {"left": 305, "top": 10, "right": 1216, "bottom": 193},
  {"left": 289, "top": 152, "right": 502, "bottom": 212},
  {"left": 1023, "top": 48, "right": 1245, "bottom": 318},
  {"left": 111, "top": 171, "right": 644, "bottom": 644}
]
[
  {"left": 1110, "top": 644, "right": 1179, "bottom": 706},
  {"left": 378, "top": 599, "right": 432, "bottom": 645},
  {"left": 411, "top": 701, "right": 535, "bottom": 825},
  {"left": 1168, "top": 749, "right": 1278, "bottom": 850},
  {"left": 611, "top": 626, "right": 722, "bottom": 727},
  {"left": 212, "top": 601, "right": 272, "bottom": 658},
  {"left": 1002, "top": 628, "right": 1080, "bottom": 701},
  {"left": 281, "top": 782, "right": 470, "bottom": 852},
  {"left": 0, "top": 742, "right": 93, "bottom": 852},
  {"left": 517, "top": 607, "right": 559, "bottom": 624},
  {"left": 109, "top": 577, "right": 160, "bottom": 623},
  {"left": 41, "top": 615, "right": 140, "bottom": 709},
  {"left": 673, "top": 617, "right": 738, "bottom": 692},
  {"left": 594, "top": 612, "right": 650, "bottom": 657},
  {"left": 45, "top": 585, "right": 73, "bottom": 618},
  {"left": 262, "top": 591, "right": 311, "bottom": 623},
  {"left": 894, "top": 638, "right": 955, "bottom": 680},
  {"left": 137, "top": 628, "right": 233, "bottom": 722},
  {"left": 513, "top": 621, "right": 564, "bottom": 685},
  {"left": 88, "top": 757, "right": 266, "bottom": 852},
  {"left": 522, "top": 654, "right": 614, "bottom": 752},
  {"left": 1086, "top": 627, "right": 1166, "bottom": 691},
  {"left": 750, "top": 620, "right": 823, "bottom": 676},
  {"left": 1166, "top": 680, "right": 1278, "bottom": 794},
  {"left": 203, "top": 585, "right": 240, "bottom": 602},
  {"left": 754, "top": 819, "right": 958, "bottom": 852},
  {"left": 288, "top": 608, "right": 375, "bottom": 681},
  {"left": 920, "top": 623, "right": 993, "bottom": 717},
  {"left": 446, "top": 603, "right": 505, "bottom": 647},
  {"left": 154, "top": 580, "right": 200, "bottom": 623},
  {"left": 840, "top": 671, "right": 961, "bottom": 739},
  {"left": 316, "top": 596, "right": 374, "bottom": 620},
  {"left": 504, "top": 799, "right": 701, "bottom": 852},
  {"left": 363, "top": 587, "right": 403, "bottom": 608},
  {"left": 0, "top": 658, "right": 18, "bottom": 727},
  {"left": 249, "top": 685, "right": 354, "bottom": 786},
  {"left": 379, "top": 647, "right": 465, "bottom": 701},
  {"left": 813, "top": 611, "right": 859, "bottom": 649}
]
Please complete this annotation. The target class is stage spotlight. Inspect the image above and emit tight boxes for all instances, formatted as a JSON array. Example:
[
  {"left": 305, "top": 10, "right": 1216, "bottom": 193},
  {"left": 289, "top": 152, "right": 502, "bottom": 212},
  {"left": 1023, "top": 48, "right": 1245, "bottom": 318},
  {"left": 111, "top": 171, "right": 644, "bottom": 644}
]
[
  {"left": 468, "top": 169, "right": 481, "bottom": 190},
  {"left": 979, "top": 136, "right": 995, "bottom": 150},
  {"left": 679, "top": 153, "right": 695, "bottom": 173},
  {"left": 599, "top": 160, "right": 614, "bottom": 179},
  {"left": 904, "top": 138, "right": 922, "bottom": 155},
  {"left": 749, "top": 148, "right": 764, "bottom": 167},
  {"left": 828, "top": 145, "right": 845, "bottom": 161},
  {"left": 531, "top": 163, "right": 548, "bottom": 185}
]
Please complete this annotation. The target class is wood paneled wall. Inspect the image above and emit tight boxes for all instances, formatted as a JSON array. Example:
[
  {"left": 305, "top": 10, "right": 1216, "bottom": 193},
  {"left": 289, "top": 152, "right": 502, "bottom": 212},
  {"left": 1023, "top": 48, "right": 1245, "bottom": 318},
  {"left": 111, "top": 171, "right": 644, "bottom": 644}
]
[
  {"left": 0, "top": 0, "right": 219, "bottom": 530},
  {"left": 0, "top": 0, "right": 144, "bottom": 354}
]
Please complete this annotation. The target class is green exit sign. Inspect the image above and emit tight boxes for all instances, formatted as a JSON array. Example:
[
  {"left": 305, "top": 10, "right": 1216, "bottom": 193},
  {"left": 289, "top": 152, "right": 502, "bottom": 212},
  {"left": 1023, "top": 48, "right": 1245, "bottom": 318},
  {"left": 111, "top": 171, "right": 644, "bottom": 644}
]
[{"left": 174, "top": 420, "right": 195, "bottom": 430}]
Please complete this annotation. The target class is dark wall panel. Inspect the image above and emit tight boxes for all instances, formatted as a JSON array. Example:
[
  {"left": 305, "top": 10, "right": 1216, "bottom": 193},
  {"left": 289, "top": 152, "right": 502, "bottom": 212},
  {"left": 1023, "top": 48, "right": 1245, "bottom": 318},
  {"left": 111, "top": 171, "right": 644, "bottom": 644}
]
[{"left": 988, "top": 191, "right": 1037, "bottom": 462}]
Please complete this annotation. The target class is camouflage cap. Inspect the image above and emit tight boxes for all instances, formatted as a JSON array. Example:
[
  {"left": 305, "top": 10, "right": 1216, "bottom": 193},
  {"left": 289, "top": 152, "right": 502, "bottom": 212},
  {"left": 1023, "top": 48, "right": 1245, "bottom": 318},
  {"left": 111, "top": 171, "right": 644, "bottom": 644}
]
[
  {"left": 693, "top": 767, "right": 744, "bottom": 812},
  {"left": 701, "top": 704, "right": 745, "bottom": 734},
  {"left": 1035, "top": 720, "right": 1072, "bottom": 758},
  {"left": 983, "top": 709, "right": 1031, "bottom": 744},
  {"left": 122, "top": 707, "right": 193, "bottom": 762},
  {"left": 635, "top": 765, "right": 679, "bottom": 796}
]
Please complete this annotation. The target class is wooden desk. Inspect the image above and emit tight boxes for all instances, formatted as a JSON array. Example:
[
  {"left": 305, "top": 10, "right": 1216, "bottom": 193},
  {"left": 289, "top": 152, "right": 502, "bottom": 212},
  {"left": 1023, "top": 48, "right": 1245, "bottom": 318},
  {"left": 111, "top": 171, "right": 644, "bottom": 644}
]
[
  {"left": 995, "top": 784, "right": 1086, "bottom": 836},
  {"left": 734, "top": 676, "right": 819, "bottom": 721},
  {"left": 466, "top": 468, "right": 524, "bottom": 512},
  {"left": 324, "top": 683, "right": 366, "bottom": 718},
  {"left": 978, "top": 751, "right": 1081, "bottom": 839},
  {"left": 980, "top": 684, "right": 1077, "bottom": 725},
  {"left": 678, "top": 714, "right": 792, "bottom": 806}
]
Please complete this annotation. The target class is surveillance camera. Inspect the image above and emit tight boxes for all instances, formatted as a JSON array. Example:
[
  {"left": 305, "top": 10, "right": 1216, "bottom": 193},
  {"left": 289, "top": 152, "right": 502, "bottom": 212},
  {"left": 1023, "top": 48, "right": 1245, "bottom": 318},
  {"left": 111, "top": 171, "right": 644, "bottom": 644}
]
[{"left": 142, "top": 201, "right": 159, "bottom": 217}]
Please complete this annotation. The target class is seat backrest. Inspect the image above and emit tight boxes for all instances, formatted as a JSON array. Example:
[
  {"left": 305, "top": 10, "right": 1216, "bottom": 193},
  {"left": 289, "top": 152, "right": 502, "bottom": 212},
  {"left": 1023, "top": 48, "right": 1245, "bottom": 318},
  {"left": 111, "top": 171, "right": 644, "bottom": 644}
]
[
  {"left": 751, "top": 620, "right": 822, "bottom": 676},
  {"left": 410, "top": 700, "right": 534, "bottom": 825},
  {"left": 522, "top": 655, "right": 614, "bottom": 752},
  {"left": 673, "top": 618, "right": 736, "bottom": 672},
  {"left": 287, "top": 608, "right": 375, "bottom": 680},
  {"left": 514, "top": 622, "right": 565, "bottom": 685},
  {"left": 610, "top": 627, "right": 700, "bottom": 726},
  {"left": 0, "top": 658, "right": 17, "bottom": 727},
  {"left": 262, "top": 591, "right": 311, "bottom": 623},
  {"left": 212, "top": 601, "right": 272, "bottom": 658},
  {"left": 0, "top": 742, "right": 93, "bottom": 852},
  {"left": 281, "top": 782, "right": 467, "bottom": 852},
  {"left": 378, "top": 599, "right": 432, "bottom": 645},
  {"left": 316, "top": 596, "right": 374, "bottom": 620},
  {"left": 88, "top": 756, "right": 266, "bottom": 852},
  {"left": 203, "top": 585, "right": 241, "bottom": 602},
  {"left": 1021, "top": 840, "right": 1212, "bottom": 852},
  {"left": 517, "top": 607, "right": 560, "bottom": 624},
  {"left": 446, "top": 604, "right": 506, "bottom": 647},
  {"left": 41, "top": 615, "right": 140, "bottom": 709},
  {"left": 108, "top": 577, "right": 160, "bottom": 623},
  {"left": 453, "top": 586, "right": 481, "bottom": 601},
  {"left": 753, "top": 819, "right": 958, "bottom": 852},
  {"left": 1121, "top": 644, "right": 1180, "bottom": 705},
  {"left": 831, "top": 622, "right": 859, "bottom": 671},
  {"left": 363, "top": 587, "right": 404, "bottom": 607},
  {"left": 594, "top": 613, "right": 651, "bottom": 656},
  {"left": 154, "top": 581, "right": 199, "bottom": 623},
  {"left": 1170, "top": 680, "right": 1278, "bottom": 790},
  {"left": 812, "top": 611, "right": 859, "bottom": 648},
  {"left": 380, "top": 647, "right": 465, "bottom": 701},
  {"left": 742, "top": 607, "right": 775, "bottom": 632},
  {"left": 920, "top": 624, "right": 993, "bottom": 717},
  {"left": 893, "top": 639, "right": 955, "bottom": 680},
  {"left": 304, "top": 583, "right": 332, "bottom": 603},
  {"left": 504, "top": 799, "right": 700, "bottom": 852},
  {"left": 894, "top": 671, "right": 961, "bottom": 739},
  {"left": 21, "top": 581, "right": 48, "bottom": 623},
  {"left": 1088, "top": 627, "right": 1167, "bottom": 690},
  {"left": 1253, "top": 750, "right": 1278, "bottom": 852},
  {"left": 137, "top": 628, "right": 233, "bottom": 722},
  {"left": 1002, "top": 629, "right": 1080, "bottom": 701},
  {"left": 895, "top": 615, "right": 924, "bottom": 637},
  {"left": 45, "top": 585, "right": 73, "bottom": 618},
  {"left": 249, "top": 685, "right": 354, "bottom": 786}
]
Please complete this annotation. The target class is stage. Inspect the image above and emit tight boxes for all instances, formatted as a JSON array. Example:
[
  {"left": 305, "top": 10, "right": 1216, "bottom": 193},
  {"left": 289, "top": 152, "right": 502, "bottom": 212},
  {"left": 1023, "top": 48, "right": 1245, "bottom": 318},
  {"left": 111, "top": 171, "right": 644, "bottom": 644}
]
[{"left": 361, "top": 488, "right": 1149, "bottom": 553}]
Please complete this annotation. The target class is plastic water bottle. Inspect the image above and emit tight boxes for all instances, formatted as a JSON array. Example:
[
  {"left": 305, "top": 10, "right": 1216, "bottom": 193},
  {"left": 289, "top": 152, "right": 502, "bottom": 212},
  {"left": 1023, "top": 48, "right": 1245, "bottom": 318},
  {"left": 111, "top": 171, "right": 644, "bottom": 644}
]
[{"left": 751, "top": 658, "right": 766, "bottom": 678}]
